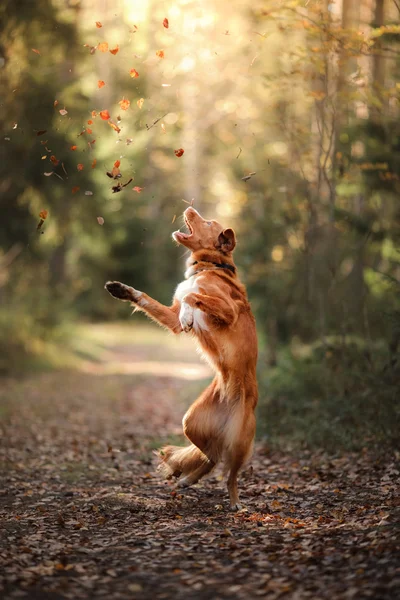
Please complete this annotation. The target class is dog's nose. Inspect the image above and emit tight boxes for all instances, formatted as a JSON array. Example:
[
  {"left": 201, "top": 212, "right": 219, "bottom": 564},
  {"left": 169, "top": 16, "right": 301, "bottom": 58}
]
[{"left": 184, "top": 207, "right": 202, "bottom": 219}]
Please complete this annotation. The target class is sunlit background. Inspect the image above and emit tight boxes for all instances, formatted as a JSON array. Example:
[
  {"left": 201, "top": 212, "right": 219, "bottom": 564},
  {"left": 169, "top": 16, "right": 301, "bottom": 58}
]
[{"left": 1, "top": 0, "right": 399, "bottom": 448}]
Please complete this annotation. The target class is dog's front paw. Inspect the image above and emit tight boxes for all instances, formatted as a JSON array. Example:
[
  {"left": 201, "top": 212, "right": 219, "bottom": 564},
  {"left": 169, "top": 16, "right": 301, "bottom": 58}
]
[
  {"left": 105, "top": 281, "right": 142, "bottom": 303},
  {"left": 179, "top": 301, "right": 194, "bottom": 332}
]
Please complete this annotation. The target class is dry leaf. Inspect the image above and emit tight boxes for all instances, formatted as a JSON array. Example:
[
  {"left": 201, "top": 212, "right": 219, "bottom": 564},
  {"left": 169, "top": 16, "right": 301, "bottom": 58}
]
[
  {"left": 156, "top": 50, "right": 165, "bottom": 59},
  {"left": 174, "top": 148, "right": 184, "bottom": 157},
  {"left": 119, "top": 98, "right": 130, "bottom": 111},
  {"left": 97, "top": 216, "right": 105, "bottom": 225},
  {"left": 163, "top": 18, "right": 169, "bottom": 29},
  {"left": 137, "top": 98, "right": 144, "bottom": 109},
  {"left": 59, "top": 109, "right": 68, "bottom": 116},
  {"left": 95, "top": 21, "right": 102, "bottom": 28},
  {"left": 77, "top": 163, "right": 84, "bottom": 171},
  {"left": 98, "top": 42, "right": 109, "bottom": 52},
  {"left": 109, "top": 45, "right": 119, "bottom": 55},
  {"left": 132, "top": 186, "right": 144, "bottom": 193},
  {"left": 98, "top": 80, "right": 105, "bottom": 88},
  {"left": 129, "top": 69, "right": 139, "bottom": 78},
  {"left": 100, "top": 110, "right": 110, "bottom": 120}
]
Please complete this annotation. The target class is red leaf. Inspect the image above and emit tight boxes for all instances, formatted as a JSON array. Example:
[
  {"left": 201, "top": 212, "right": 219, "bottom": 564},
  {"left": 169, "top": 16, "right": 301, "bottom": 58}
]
[
  {"left": 156, "top": 50, "right": 165, "bottom": 59},
  {"left": 77, "top": 163, "right": 84, "bottom": 171},
  {"left": 91, "top": 158, "right": 97, "bottom": 169},
  {"left": 39, "top": 210, "right": 48, "bottom": 220},
  {"left": 174, "top": 148, "right": 184, "bottom": 157},
  {"left": 70, "top": 145, "right": 77, "bottom": 151},
  {"left": 87, "top": 119, "right": 93, "bottom": 125},
  {"left": 119, "top": 98, "right": 130, "bottom": 111},
  {"left": 133, "top": 186, "right": 144, "bottom": 193},
  {"left": 98, "top": 42, "right": 109, "bottom": 52},
  {"left": 114, "top": 160, "right": 121, "bottom": 168},
  {"left": 95, "top": 21, "right": 102, "bottom": 28},
  {"left": 163, "top": 18, "right": 169, "bottom": 28},
  {"left": 100, "top": 110, "right": 110, "bottom": 120},
  {"left": 98, "top": 80, "right": 105, "bottom": 88},
  {"left": 86, "top": 128, "right": 93, "bottom": 134},
  {"left": 109, "top": 45, "right": 119, "bottom": 55},
  {"left": 129, "top": 69, "right": 139, "bottom": 78},
  {"left": 50, "top": 155, "right": 59, "bottom": 165}
]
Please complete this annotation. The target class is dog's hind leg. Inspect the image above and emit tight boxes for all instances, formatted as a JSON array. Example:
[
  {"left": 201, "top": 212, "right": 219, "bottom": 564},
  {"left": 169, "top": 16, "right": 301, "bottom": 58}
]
[
  {"left": 225, "top": 411, "right": 256, "bottom": 510},
  {"left": 177, "top": 458, "right": 216, "bottom": 488}
]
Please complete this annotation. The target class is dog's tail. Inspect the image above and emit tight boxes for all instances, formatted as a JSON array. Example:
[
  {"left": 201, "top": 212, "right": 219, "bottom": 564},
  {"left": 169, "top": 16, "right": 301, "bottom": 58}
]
[{"left": 157, "top": 444, "right": 210, "bottom": 479}]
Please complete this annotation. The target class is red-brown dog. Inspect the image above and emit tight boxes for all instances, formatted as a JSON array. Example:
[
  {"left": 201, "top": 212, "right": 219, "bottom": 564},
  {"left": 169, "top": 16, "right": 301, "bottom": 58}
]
[{"left": 105, "top": 207, "right": 258, "bottom": 509}]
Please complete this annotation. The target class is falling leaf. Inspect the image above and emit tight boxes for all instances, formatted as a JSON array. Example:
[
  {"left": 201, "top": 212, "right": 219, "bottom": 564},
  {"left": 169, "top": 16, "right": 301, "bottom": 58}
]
[
  {"left": 50, "top": 155, "right": 59, "bottom": 165},
  {"left": 32, "top": 48, "right": 41, "bottom": 55},
  {"left": 59, "top": 109, "right": 68, "bottom": 116},
  {"left": 137, "top": 98, "right": 144, "bottom": 109},
  {"left": 108, "top": 121, "right": 121, "bottom": 133},
  {"left": 98, "top": 80, "right": 105, "bottom": 88},
  {"left": 161, "top": 123, "right": 166, "bottom": 133},
  {"left": 36, "top": 130, "right": 47, "bottom": 136},
  {"left": 91, "top": 158, "right": 97, "bottom": 169},
  {"left": 72, "top": 186, "right": 80, "bottom": 194},
  {"left": 85, "top": 191, "right": 93, "bottom": 196},
  {"left": 132, "top": 186, "right": 144, "bottom": 193},
  {"left": 130, "top": 25, "right": 138, "bottom": 33},
  {"left": 109, "top": 45, "right": 119, "bottom": 55},
  {"left": 77, "top": 163, "right": 84, "bottom": 171},
  {"left": 129, "top": 68, "right": 139, "bottom": 78},
  {"left": 112, "top": 178, "right": 132, "bottom": 193},
  {"left": 126, "top": 138, "right": 133, "bottom": 145},
  {"left": 12, "top": 123, "right": 17, "bottom": 129},
  {"left": 156, "top": 50, "right": 165, "bottom": 59},
  {"left": 171, "top": 214, "right": 176, "bottom": 224},
  {"left": 95, "top": 21, "right": 102, "bottom": 28},
  {"left": 114, "top": 160, "right": 121, "bottom": 168},
  {"left": 163, "top": 18, "right": 169, "bottom": 29},
  {"left": 86, "top": 128, "right": 93, "bottom": 134},
  {"left": 91, "top": 110, "right": 97, "bottom": 118},
  {"left": 87, "top": 120, "right": 93, "bottom": 125},
  {"left": 241, "top": 171, "right": 256, "bottom": 182},
  {"left": 119, "top": 98, "right": 130, "bottom": 111},
  {"left": 43, "top": 172, "right": 53, "bottom": 176},
  {"left": 100, "top": 110, "right": 110, "bottom": 120},
  {"left": 98, "top": 42, "right": 109, "bottom": 52},
  {"left": 70, "top": 145, "right": 77, "bottom": 151},
  {"left": 174, "top": 148, "right": 184, "bottom": 157},
  {"left": 39, "top": 210, "right": 48, "bottom": 220},
  {"left": 97, "top": 216, "right": 105, "bottom": 225},
  {"left": 54, "top": 100, "right": 59, "bottom": 107}
]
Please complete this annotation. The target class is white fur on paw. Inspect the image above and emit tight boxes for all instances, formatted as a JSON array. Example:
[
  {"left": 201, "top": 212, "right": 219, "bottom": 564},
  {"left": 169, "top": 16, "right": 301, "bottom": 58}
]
[
  {"left": 230, "top": 502, "right": 243, "bottom": 511},
  {"left": 179, "top": 301, "right": 194, "bottom": 332},
  {"left": 176, "top": 476, "right": 192, "bottom": 488}
]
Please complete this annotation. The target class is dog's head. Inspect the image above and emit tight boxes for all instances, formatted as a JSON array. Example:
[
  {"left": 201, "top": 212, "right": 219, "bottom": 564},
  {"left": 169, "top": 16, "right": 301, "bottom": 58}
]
[{"left": 173, "top": 207, "right": 236, "bottom": 254}]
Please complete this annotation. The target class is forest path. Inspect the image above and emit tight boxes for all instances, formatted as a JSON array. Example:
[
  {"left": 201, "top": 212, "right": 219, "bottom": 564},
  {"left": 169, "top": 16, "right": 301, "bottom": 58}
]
[{"left": 0, "top": 323, "right": 398, "bottom": 600}]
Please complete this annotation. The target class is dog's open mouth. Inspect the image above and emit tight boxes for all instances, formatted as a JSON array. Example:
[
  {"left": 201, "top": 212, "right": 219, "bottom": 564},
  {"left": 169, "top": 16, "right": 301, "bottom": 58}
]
[{"left": 173, "top": 214, "right": 194, "bottom": 243}]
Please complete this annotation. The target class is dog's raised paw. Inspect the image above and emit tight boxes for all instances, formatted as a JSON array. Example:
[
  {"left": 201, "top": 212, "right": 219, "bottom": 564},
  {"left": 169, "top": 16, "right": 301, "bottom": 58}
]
[
  {"left": 105, "top": 281, "right": 140, "bottom": 302},
  {"left": 179, "top": 301, "right": 194, "bottom": 332}
]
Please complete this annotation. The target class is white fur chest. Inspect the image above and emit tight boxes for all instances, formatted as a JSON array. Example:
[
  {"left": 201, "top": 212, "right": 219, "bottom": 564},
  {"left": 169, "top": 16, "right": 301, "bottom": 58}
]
[
  {"left": 174, "top": 275, "right": 208, "bottom": 332},
  {"left": 174, "top": 275, "right": 198, "bottom": 302}
]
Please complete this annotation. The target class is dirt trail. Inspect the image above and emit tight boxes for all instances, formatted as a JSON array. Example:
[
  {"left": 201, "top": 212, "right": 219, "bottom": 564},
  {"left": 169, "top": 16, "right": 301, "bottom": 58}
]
[{"left": 0, "top": 324, "right": 398, "bottom": 600}]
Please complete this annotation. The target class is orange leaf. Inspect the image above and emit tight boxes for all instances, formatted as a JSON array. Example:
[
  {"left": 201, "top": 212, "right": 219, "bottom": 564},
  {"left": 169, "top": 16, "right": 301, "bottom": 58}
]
[
  {"left": 109, "top": 45, "right": 119, "bottom": 55},
  {"left": 32, "top": 48, "right": 41, "bottom": 55},
  {"left": 72, "top": 186, "right": 80, "bottom": 194},
  {"left": 91, "top": 158, "right": 97, "bottom": 169},
  {"left": 91, "top": 110, "right": 97, "bottom": 118},
  {"left": 133, "top": 186, "right": 143, "bottom": 193},
  {"left": 50, "top": 155, "right": 59, "bottom": 165},
  {"left": 174, "top": 148, "right": 184, "bottom": 157},
  {"left": 100, "top": 110, "right": 110, "bottom": 120},
  {"left": 163, "top": 18, "right": 169, "bottom": 29},
  {"left": 98, "top": 42, "right": 109, "bottom": 52},
  {"left": 39, "top": 210, "right": 48, "bottom": 220},
  {"left": 77, "top": 163, "right": 84, "bottom": 171},
  {"left": 108, "top": 121, "right": 121, "bottom": 133},
  {"left": 70, "top": 145, "right": 77, "bottom": 151},
  {"left": 129, "top": 68, "right": 139, "bottom": 78},
  {"left": 95, "top": 21, "right": 102, "bottom": 28},
  {"left": 87, "top": 120, "right": 93, "bottom": 125},
  {"left": 156, "top": 50, "right": 165, "bottom": 59},
  {"left": 119, "top": 98, "right": 130, "bottom": 110},
  {"left": 137, "top": 98, "right": 144, "bottom": 109},
  {"left": 114, "top": 160, "right": 121, "bottom": 168},
  {"left": 98, "top": 80, "right": 105, "bottom": 88}
]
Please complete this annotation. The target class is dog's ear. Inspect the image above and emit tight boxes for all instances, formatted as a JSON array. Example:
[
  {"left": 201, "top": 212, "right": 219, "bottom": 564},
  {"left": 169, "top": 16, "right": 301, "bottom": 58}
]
[{"left": 216, "top": 228, "right": 236, "bottom": 253}]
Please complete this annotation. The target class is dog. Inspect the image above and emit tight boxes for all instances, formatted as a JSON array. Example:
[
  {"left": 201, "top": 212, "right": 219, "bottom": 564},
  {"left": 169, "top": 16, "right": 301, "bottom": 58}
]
[{"left": 105, "top": 207, "right": 258, "bottom": 510}]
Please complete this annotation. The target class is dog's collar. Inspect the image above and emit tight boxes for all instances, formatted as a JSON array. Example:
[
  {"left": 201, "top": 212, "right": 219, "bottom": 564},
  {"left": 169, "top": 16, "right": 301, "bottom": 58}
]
[{"left": 192, "top": 260, "right": 236, "bottom": 274}]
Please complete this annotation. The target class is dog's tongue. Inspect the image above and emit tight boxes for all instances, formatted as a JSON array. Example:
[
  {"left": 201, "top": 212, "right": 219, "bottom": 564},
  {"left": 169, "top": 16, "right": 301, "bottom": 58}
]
[{"left": 172, "top": 231, "right": 190, "bottom": 243}]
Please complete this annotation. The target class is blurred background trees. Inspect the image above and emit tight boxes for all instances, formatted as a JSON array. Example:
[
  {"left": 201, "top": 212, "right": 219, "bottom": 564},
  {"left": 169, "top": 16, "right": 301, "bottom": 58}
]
[{"left": 1, "top": 0, "right": 399, "bottom": 448}]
